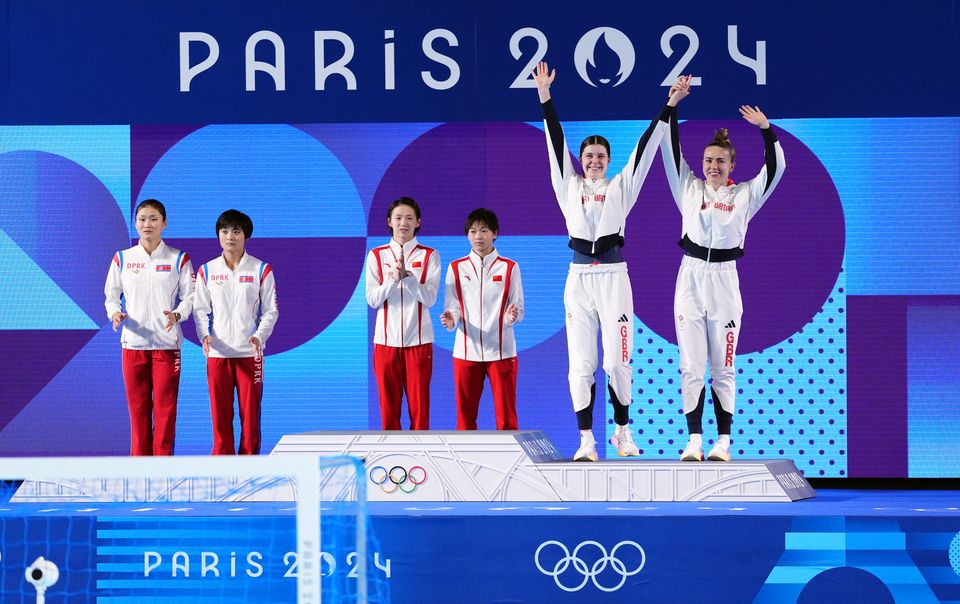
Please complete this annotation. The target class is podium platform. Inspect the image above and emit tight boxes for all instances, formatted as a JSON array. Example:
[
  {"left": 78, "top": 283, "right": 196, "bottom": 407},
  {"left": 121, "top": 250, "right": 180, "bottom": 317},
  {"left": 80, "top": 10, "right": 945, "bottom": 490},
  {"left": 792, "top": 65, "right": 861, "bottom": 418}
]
[
  {"left": 10, "top": 430, "right": 814, "bottom": 503},
  {"left": 271, "top": 430, "right": 814, "bottom": 503}
]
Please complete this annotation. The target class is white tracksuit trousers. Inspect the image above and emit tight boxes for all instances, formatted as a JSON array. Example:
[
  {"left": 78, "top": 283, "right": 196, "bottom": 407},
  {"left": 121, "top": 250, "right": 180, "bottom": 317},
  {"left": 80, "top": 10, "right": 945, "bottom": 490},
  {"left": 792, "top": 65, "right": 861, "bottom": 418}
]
[
  {"left": 675, "top": 256, "right": 742, "bottom": 419},
  {"left": 564, "top": 263, "right": 634, "bottom": 413}
]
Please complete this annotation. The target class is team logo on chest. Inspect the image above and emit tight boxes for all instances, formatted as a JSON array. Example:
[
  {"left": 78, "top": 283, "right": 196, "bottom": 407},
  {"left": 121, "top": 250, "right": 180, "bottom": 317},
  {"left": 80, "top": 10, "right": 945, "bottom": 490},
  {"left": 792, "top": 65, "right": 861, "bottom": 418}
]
[
  {"left": 492, "top": 275, "right": 503, "bottom": 282},
  {"left": 702, "top": 199, "right": 735, "bottom": 212},
  {"left": 155, "top": 264, "right": 172, "bottom": 272},
  {"left": 239, "top": 275, "right": 255, "bottom": 284}
]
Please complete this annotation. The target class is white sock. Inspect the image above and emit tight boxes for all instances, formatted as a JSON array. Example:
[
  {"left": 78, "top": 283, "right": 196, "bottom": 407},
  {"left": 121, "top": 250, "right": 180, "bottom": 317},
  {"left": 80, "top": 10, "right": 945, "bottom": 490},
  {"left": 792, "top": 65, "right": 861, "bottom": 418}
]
[
  {"left": 688, "top": 433, "right": 703, "bottom": 445},
  {"left": 580, "top": 429, "right": 596, "bottom": 444},
  {"left": 717, "top": 434, "right": 730, "bottom": 445}
]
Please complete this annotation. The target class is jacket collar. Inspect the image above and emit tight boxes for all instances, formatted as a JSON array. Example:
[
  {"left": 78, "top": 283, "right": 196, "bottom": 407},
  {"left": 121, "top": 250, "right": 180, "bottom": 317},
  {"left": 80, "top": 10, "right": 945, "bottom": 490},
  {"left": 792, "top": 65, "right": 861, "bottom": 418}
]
[
  {"left": 469, "top": 248, "right": 499, "bottom": 269},
  {"left": 389, "top": 237, "right": 419, "bottom": 258}
]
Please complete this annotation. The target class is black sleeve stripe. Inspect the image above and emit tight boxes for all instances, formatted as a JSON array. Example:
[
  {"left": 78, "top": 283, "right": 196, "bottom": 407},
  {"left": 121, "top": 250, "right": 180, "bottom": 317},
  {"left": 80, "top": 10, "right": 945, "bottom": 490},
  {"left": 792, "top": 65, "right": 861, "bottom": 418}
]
[
  {"left": 667, "top": 105, "right": 681, "bottom": 176},
  {"left": 629, "top": 107, "right": 662, "bottom": 173},
  {"left": 542, "top": 99, "right": 567, "bottom": 177},
  {"left": 629, "top": 104, "right": 675, "bottom": 173},
  {"left": 761, "top": 127, "right": 779, "bottom": 195}
]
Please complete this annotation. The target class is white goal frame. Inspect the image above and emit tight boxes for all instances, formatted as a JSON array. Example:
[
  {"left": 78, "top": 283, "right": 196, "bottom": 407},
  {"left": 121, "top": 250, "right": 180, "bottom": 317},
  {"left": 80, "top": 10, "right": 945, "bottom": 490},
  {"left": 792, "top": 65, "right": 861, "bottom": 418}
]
[{"left": 0, "top": 454, "right": 366, "bottom": 604}]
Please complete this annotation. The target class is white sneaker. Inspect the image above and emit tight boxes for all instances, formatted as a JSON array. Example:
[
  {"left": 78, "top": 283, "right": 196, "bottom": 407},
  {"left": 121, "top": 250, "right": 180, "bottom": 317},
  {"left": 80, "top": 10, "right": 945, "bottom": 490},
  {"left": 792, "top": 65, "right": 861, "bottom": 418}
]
[
  {"left": 707, "top": 437, "right": 731, "bottom": 462},
  {"left": 611, "top": 425, "right": 640, "bottom": 457},
  {"left": 574, "top": 432, "right": 598, "bottom": 462},
  {"left": 680, "top": 436, "right": 704, "bottom": 462}
]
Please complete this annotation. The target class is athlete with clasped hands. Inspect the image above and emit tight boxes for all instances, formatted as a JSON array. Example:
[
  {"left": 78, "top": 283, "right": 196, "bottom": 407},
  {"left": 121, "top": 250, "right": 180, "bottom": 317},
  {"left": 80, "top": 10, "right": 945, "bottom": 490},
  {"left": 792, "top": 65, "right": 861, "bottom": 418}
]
[{"left": 365, "top": 197, "right": 441, "bottom": 430}]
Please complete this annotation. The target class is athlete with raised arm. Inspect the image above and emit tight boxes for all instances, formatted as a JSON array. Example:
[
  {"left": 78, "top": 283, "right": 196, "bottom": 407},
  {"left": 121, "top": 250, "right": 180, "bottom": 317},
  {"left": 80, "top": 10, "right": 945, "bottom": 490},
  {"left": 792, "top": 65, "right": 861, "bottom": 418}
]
[
  {"left": 661, "top": 75, "right": 786, "bottom": 462},
  {"left": 533, "top": 61, "right": 683, "bottom": 461}
]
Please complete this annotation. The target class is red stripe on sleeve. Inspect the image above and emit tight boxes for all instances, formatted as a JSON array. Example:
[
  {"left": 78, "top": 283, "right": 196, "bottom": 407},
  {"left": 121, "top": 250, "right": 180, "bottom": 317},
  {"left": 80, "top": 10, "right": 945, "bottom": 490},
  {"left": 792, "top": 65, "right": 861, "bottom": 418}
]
[
  {"left": 416, "top": 247, "right": 435, "bottom": 345},
  {"left": 371, "top": 248, "right": 390, "bottom": 345},
  {"left": 379, "top": 252, "right": 389, "bottom": 344},
  {"left": 373, "top": 247, "right": 386, "bottom": 283},
  {"left": 496, "top": 258, "right": 515, "bottom": 360},
  {"left": 259, "top": 264, "right": 273, "bottom": 284},
  {"left": 418, "top": 247, "right": 434, "bottom": 284},
  {"left": 452, "top": 258, "right": 468, "bottom": 359}
]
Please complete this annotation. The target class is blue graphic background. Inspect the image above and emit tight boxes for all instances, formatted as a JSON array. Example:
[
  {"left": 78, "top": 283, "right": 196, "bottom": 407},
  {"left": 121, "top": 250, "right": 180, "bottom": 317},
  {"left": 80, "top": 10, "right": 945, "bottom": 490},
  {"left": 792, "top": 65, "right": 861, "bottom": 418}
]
[
  {"left": 0, "top": 117, "right": 958, "bottom": 476},
  {"left": 1, "top": 505, "right": 958, "bottom": 603},
  {"left": 0, "top": 2, "right": 957, "bottom": 478}
]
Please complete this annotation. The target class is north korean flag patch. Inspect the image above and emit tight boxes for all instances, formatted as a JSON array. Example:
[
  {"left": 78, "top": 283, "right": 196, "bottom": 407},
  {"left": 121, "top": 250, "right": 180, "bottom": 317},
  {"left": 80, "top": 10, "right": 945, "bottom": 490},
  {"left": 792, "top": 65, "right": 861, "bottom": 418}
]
[
  {"left": 155, "top": 264, "right": 172, "bottom": 272},
  {"left": 412, "top": 261, "right": 422, "bottom": 268},
  {"left": 239, "top": 275, "right": 255, "bottom": 283},
  {"left": 492, "top": 275, "right": 503, "bottom": 282}
]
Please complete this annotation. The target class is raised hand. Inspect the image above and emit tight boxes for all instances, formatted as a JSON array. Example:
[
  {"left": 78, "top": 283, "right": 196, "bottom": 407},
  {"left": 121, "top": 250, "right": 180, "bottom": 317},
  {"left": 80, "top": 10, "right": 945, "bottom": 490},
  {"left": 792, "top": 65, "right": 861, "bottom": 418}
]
[
  {"left": 739, "top": 105, "right": 770, "bottom": 129},
  {"left": 532, "top": 61, "right": 555, "bottom": 89},
  {"left": 531, "top": 61, "right": 555, "bottom": 103},
  {"left": 668, "top": 74, "right": 693, "bottom": 107}
]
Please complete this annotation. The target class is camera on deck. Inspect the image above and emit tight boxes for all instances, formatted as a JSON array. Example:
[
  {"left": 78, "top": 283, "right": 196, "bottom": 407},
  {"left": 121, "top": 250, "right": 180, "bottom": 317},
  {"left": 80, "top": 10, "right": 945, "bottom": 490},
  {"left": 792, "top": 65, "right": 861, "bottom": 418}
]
[{"left": 25, "top": 556, "right": 59, "bottom": 593}]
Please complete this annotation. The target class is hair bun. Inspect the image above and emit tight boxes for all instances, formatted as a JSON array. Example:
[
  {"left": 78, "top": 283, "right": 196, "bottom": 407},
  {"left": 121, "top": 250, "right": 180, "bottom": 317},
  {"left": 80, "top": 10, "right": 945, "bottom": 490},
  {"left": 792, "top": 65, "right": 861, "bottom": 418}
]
[{"left": 711, "top": 128, "right": 731, "bottom": 146}]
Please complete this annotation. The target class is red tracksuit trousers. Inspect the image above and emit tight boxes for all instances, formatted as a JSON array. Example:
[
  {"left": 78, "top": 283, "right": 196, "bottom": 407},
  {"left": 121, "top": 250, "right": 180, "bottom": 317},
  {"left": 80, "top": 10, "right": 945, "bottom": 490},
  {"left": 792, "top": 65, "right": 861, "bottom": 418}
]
[
  {"left": 373, "top": 343, "right": 432, "bottom": 430},
  {"left": 454, "top": 357, "right": 519, "bottom": 430},
  {"left": 121, "top": 349, "right": 181, "bottom": 456},
  {"left": 206, "top": 356, "right": 263, "bottom": 455}
]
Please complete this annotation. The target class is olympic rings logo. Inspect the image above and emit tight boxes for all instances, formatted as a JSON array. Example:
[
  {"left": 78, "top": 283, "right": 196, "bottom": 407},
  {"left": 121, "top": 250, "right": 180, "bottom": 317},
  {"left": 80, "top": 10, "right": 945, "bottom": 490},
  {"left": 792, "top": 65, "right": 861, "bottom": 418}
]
[
  {"left": 368, "top": 465, "right": 427, "bottom": 494},
  {"left": 534, "top": 540, "right": 646, "bottom": 592}
]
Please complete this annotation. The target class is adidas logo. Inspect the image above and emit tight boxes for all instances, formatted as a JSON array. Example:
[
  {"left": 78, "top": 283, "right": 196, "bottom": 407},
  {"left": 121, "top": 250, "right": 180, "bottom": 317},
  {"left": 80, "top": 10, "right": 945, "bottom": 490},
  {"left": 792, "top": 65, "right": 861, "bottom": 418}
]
[
  {"left": 724, "top": 320, "right": 737, "bottom": 329},
  {"left": 617, "top": 314, "right": 629, "bottom": 323}
]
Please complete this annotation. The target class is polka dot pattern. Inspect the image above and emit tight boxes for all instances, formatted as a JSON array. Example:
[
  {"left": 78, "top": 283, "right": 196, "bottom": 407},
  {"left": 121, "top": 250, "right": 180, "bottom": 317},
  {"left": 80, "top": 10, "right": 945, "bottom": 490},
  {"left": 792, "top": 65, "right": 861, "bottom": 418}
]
[
  {"left": 610, "top": 268, "right": 847, "bottom": 476},
  {"left": 950, "top": 531, "right": 960, "bottom": 576}
]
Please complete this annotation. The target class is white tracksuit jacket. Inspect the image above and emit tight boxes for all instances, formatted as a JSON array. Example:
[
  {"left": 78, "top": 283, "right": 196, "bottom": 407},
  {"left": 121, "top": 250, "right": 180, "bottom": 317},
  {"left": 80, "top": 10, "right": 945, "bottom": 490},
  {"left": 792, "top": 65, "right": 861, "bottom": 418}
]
[
  {"left": 660, "top": 105, "right": 786, "bottom": 417},
  {"left": 193, "top": 253, "right": 279, "bottom": 359},
  {"left": 660, "top": 109, "right": 786, "bottom": 256},
  {"left": 366, "top": 238, "right": 441, "bottom": 347},
  {"left": 543, "top": 100, "right": 672, "bottom": 254},
  {"left": 104, "top": 241, "right": 194, "bottom": 350},
  {"left": 442, "top": 250, "right": 524, "bottom": 362}
]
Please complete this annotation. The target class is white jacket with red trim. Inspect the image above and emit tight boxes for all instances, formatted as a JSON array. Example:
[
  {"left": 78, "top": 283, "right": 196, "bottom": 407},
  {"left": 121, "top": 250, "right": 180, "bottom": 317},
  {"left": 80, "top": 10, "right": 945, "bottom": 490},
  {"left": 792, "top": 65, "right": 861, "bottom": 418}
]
[
  {"left": 365, "top": 238, "right": 441, "bottom": 347},
  {"left": 193, "top": 252, "right": 279, "bottom": 358},
  {"left": 443, "top": 250, "right": 524, "bottom": 361},
  {"left": 104, "top": 240, "right": 194, "bottom": 350}
]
